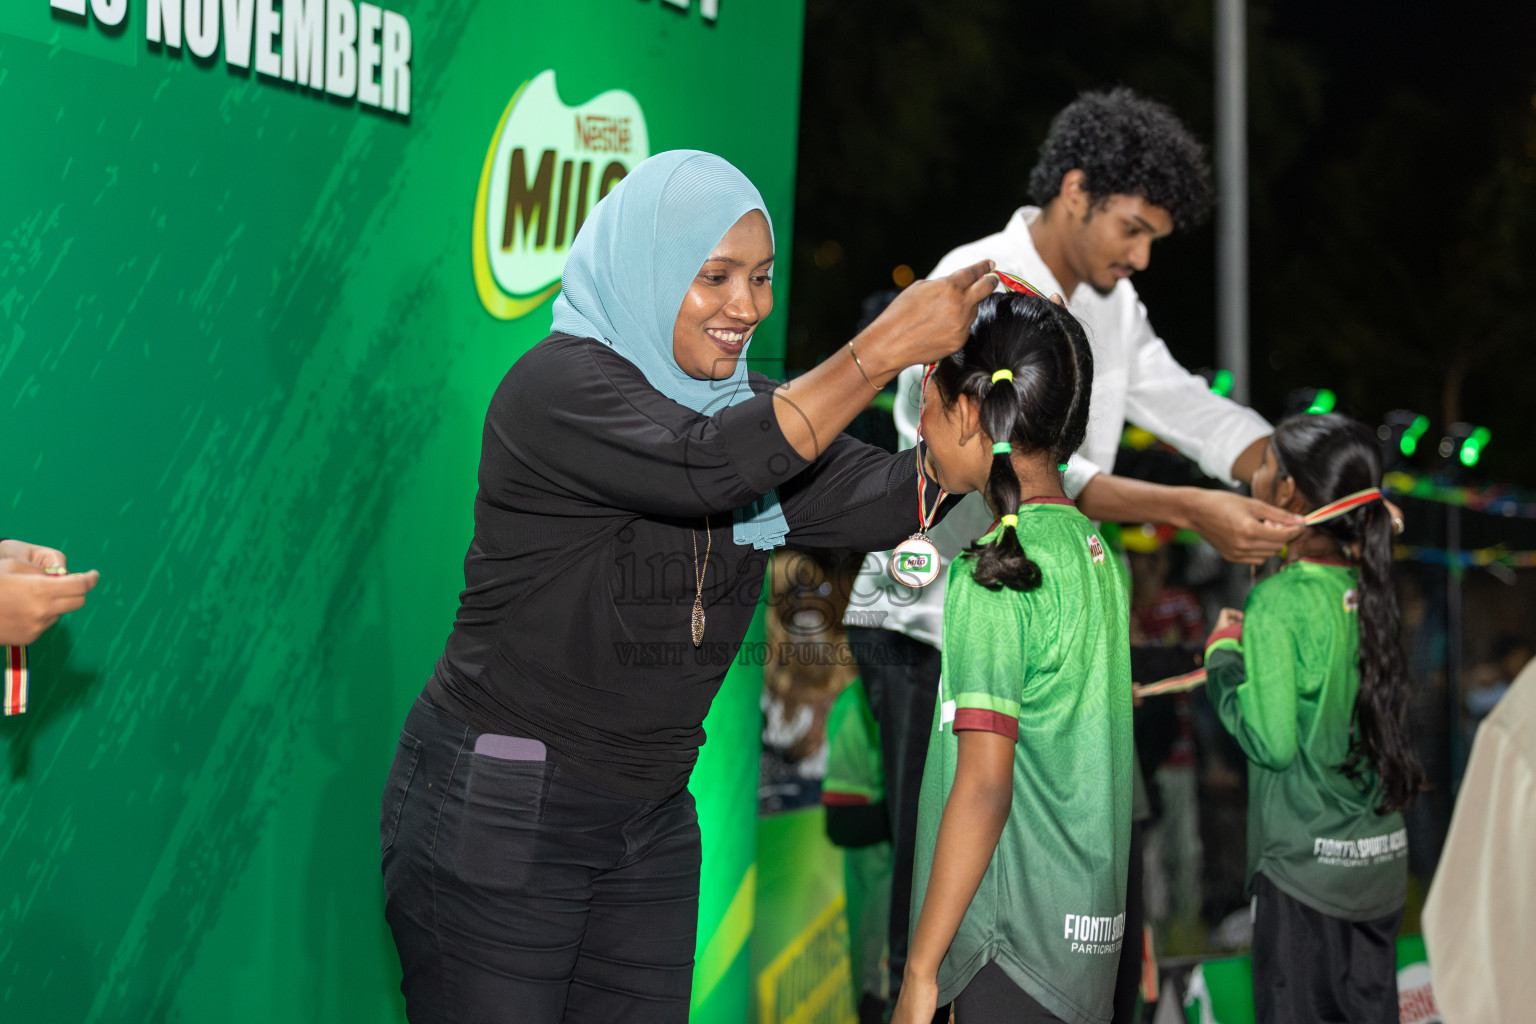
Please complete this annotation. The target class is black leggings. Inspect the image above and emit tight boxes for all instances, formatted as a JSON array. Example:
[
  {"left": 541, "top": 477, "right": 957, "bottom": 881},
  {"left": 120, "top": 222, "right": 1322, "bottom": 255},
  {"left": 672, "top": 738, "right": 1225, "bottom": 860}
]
[
  {"left": 954, "top": 961, "right": 1064, "bottom": 1024},
  {"left": 1251, "top": 872, "right": 1402, "bottom": 1024}
]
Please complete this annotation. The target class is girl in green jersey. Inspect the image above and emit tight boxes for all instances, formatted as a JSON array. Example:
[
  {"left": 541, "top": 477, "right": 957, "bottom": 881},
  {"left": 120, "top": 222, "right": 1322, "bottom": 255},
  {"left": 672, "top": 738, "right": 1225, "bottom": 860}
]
[
  {"left": 895, "top": 293, "right": 1135, "bottom": 1024},
  {"left": 1206, "top": 413, "right": 1424, "bottom": 1024}
]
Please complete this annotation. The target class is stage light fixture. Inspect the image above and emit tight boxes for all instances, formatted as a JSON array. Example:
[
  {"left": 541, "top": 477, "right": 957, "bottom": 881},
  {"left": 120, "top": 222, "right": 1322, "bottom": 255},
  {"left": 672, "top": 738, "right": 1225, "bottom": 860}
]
[
  {"left": 1438, "top": 422, "right": 1490, "bottom": 470},
  {"left": 1378, "top": 410, "right": 1430, "bottom": 460},
  {"left": 1284, "top": 386, "right": 1337, "bottom": 417},
  {"left": 1459, "top": 426, "right": 1490, "bottom": 467}
]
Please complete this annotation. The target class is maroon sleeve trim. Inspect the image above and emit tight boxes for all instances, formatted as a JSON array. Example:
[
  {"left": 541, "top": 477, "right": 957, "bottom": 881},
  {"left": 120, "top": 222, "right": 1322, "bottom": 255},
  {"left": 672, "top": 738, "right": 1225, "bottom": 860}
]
[
  {"left": 820, "top": 791, "right": 873, "bottom": 806},
  {"left": 953, "top": 708, "right": 1019, "bottom": 741}
]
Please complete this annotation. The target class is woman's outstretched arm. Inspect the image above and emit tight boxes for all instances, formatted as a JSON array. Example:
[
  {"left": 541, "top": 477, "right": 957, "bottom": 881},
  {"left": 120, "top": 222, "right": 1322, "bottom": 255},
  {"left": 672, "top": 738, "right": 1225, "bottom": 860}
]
[{"left": 772, "top": 260, "right": 996, "bottom": 460}]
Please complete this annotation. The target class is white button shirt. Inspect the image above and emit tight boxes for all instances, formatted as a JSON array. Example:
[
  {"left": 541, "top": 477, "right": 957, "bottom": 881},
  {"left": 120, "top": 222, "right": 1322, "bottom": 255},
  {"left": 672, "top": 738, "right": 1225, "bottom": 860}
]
[{"left": 844, "top": 207, "right": 1272, "bottom": 649}]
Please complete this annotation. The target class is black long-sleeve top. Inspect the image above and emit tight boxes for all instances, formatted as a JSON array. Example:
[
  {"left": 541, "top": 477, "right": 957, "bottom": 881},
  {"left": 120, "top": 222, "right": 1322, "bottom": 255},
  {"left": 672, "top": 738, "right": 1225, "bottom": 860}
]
[{"left": 427, "top": 333, "right": 950, "bottom": 800}]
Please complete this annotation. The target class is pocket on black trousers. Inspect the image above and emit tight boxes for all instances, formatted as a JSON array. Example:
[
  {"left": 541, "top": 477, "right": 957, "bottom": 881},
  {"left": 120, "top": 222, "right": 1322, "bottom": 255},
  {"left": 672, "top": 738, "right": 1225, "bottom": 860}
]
[
  {"left": 380, "top": 731, "right": 423, "bottom": 856},
  {"left": 452, "top": 755, "right": 556, "bottom": 891}
]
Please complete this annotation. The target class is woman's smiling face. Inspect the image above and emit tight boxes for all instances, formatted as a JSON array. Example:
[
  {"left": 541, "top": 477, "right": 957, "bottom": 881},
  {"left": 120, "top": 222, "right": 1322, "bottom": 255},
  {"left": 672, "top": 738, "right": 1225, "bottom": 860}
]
[{"left": 672, "top": 210, "right": 774, "bottom": 381}]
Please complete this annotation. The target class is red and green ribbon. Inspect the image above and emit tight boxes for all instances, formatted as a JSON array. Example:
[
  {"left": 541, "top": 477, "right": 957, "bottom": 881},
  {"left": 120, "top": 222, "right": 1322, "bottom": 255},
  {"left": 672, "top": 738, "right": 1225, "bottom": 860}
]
[
  {"left": 4, "top": 645, "right": 25, "bottom": 716},
  {"left": 993, "top": 269, "right": 1048, "bottom": 298},
  {"left": 1303, "top": 487, "right": 1382, "bottom": 526}
]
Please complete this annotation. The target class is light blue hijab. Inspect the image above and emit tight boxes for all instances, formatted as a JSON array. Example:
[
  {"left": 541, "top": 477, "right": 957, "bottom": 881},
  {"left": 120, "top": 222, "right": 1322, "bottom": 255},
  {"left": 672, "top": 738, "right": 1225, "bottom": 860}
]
[{"left": 551, "top": 150, "right": 789, "bottom": 550}]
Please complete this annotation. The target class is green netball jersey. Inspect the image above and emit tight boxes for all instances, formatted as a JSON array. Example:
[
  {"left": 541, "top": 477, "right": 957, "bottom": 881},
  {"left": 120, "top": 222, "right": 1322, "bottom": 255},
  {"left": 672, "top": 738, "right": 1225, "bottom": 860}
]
[
  {"left": 1205, "top": 559, "right": 1407, "bottom": 921},
  {"left": 912, "top": 501, "right": 1133, "bottom": 1024}
]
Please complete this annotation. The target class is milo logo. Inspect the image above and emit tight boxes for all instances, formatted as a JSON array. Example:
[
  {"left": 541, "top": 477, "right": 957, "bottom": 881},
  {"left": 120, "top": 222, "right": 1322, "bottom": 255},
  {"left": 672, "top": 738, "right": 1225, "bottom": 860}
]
[
  {"left": 1343, "top": 588, "right": 1360, "bottom": 614},
  {"left": 890, "top": 539, "right": 941, "bottom": 588},
  {"left": 472, "top": 70, "right": 651, "bottom": 319},
  {"left": 1087, "top": 534, "right": 1106, "bottom": 565}
]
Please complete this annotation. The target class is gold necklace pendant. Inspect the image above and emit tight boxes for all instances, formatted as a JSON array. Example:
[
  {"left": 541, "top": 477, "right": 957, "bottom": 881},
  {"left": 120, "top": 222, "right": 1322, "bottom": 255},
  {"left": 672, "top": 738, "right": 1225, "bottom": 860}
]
[
  {"left": 691, "top": 597, "right": 706, "bottom": 647},
  {"left": 691, "top": 515, "right": 711, "bottom": 647}
]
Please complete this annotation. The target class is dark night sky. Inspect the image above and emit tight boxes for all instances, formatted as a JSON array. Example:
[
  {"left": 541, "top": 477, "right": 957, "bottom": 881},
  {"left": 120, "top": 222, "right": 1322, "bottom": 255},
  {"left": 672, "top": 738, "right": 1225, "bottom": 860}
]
[{"left": 790, "top": 0, "right": 1536, "bottom": 487}]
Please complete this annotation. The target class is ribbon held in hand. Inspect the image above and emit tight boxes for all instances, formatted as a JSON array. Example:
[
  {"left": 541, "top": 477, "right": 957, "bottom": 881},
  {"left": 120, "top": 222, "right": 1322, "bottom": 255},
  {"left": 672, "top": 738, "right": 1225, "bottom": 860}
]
[
  {"left": 1303, "top": 487, "right": 1383, "bottom": 526},
  {"left": 5, "top": 644, "right": 24, "bottom": 715},
  {"left": 993, "top": 269, "right": 1048, "bottom": 298}
]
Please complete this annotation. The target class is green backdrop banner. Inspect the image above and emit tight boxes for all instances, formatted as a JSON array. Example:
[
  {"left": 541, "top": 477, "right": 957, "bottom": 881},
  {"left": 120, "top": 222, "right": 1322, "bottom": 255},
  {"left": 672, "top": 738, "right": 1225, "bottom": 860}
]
[
  {"left": 0, "top": 1, "right": 804, "bottom": 1020},
  {"left": 752, "top": 807, "right": 857, "bottom": 1024}
]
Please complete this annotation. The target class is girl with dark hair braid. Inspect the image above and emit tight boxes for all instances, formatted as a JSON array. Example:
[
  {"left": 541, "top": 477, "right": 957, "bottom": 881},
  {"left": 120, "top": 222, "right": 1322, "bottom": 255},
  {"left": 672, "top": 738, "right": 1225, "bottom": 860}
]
[
  {"left": 894, "top": 293, "right": 1133, "bottom": 1024},
  {"left": 1204, "top": 412, "right": 1425, "bottom": 1024}
]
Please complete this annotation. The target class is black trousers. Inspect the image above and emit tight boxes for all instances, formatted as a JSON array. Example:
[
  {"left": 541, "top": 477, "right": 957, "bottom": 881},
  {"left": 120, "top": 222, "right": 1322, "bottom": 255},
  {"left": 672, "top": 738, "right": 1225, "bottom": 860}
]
[
  {"left": 954, "top": 961, "right": 1064, "bottom": 1024},
  {"left": 381, "top": 692, "right": 701, "bottom": 1023},
  {"left": 1251, "top": 873, "right": 1402, "bottom": 1024},
  {"left": 845, "top": 626, "right": 943, "bottom": 1011},
  {"left": 1111, "top": 819, "right": 1144, "bottom": 1024}
]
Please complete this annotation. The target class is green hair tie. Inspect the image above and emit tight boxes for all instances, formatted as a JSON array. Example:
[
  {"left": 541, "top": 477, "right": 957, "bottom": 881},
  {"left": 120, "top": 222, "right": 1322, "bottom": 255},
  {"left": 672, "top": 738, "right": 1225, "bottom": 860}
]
[
  {"left": 990, "top": 368, "right": 1013, "bottom": 384},
  {"left": 1057, "top": 463, "right": 1069, "bottom": 472},
  {"left": 999, "top": 514, "right": 1019, "bottom": 529},
  {"left": 992, "top": 442, "right": 1012, "bottom": 455}
]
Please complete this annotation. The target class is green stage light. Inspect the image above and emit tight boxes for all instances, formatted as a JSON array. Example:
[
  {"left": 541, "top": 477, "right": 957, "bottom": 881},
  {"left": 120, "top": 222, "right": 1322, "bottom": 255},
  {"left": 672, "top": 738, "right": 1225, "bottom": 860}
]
[
  {"left": 1285, "top": 386, "right": 1336, "bottom": 418},
  {"left": 1306, "top": 389, "right": 1337, "bottom": 414},
  {"left": 1458, "top": 426, "right": 1490, "bottom": 467},
  {"left": 1379, "top": 410, "right": 1429, "bottom": 463}
]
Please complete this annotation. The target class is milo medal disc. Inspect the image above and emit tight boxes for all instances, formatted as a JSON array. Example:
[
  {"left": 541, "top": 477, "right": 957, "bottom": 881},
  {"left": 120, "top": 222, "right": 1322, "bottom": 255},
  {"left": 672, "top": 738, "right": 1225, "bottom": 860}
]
[{"left": 890, "top": 534, "right": 942, "bottom": 588}]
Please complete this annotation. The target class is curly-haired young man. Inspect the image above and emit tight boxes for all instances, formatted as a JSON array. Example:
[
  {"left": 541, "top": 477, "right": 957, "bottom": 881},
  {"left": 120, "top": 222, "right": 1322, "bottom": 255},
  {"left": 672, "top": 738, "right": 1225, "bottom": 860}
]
[{"left": 847, "top": 87, "right": 1298, "bottom": 1024}]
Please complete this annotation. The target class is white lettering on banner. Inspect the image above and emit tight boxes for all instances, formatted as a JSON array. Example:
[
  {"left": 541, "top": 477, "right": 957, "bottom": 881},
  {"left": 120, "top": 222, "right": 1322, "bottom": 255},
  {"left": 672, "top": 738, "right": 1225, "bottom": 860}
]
[
  {"left": 147, "top": 0, "right": 181, "bottom": 46},
  {"left": 380, "top": 10, "right": 410, "bottom": 115},
  {"left": 356, "top": 2, "right": 382, "bottom": 107},
  {"left": 281, "top": 0, "right": 324, "bottom": 87},
  {"left": 186, "top": 0, "right": 219, "bottom": 58},
  {"left": 222, "top": 0, "right": 255, "bottom": 68},
  {"left": 254, "top": 0, "right": 282, "bottom": 77},
  {"left": 47, "top": 0, "right": 415, "bottom": 116},
  {"left": 92, "top": 0, "right": 127, "bottom": 26},
  {"left": 1313, "top": 828, "right": 1408, "bottom": 866},
  {"left": 325, "top": 0, "right": 357, "bottom": 98}
]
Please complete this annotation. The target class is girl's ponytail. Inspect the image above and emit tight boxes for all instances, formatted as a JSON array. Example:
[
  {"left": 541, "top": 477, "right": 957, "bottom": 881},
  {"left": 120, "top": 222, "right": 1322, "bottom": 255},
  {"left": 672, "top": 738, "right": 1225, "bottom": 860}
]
[
  {"left": 972, "top": 380, "right": 1041, "bottom": 590},
  {"left": 933, "top": 293, "right": 1094, "bottom": 592},
  {"left": 1349, "top": 498, "right": 1423, "bottom": 812}
]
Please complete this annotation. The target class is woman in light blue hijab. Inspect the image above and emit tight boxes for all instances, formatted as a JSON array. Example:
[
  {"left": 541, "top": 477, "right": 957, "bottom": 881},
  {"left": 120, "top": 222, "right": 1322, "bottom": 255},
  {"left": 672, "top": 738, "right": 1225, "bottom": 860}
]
[
  {"left": 382, "top": 150, "right": 996, "bottom": 1024},
  {"left": 552, "top": 150, "right": 791, "bottom": 549}
]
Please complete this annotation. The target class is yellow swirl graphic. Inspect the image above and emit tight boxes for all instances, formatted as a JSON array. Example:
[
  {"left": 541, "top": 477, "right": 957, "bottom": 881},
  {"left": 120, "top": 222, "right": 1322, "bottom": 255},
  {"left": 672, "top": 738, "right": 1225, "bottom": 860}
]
[{"left": 471, "top": 80, "right": 563, "bottom": 320}]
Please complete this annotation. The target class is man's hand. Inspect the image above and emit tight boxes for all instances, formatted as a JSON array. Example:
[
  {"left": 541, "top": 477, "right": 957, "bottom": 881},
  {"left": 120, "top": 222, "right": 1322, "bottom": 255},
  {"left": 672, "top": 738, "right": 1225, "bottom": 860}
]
[
  {"left": 0, "top": 556, "right": 99, "bottom": 646},
  {"left": 1185, "top": 489, "right": 1303, "bottom": 565},
  {"left": 1077, "top": 475, "right": 1302, "bottom": 566}
]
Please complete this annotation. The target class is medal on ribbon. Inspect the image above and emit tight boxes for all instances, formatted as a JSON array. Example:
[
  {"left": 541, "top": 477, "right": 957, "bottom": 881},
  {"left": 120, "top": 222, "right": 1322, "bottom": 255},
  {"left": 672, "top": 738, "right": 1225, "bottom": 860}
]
[
  {"left": 891, "top": 362, "right": 948, "bottom": 589},
  {"left": 890, "top": 534, "right": 942, "bottom": 588}
]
